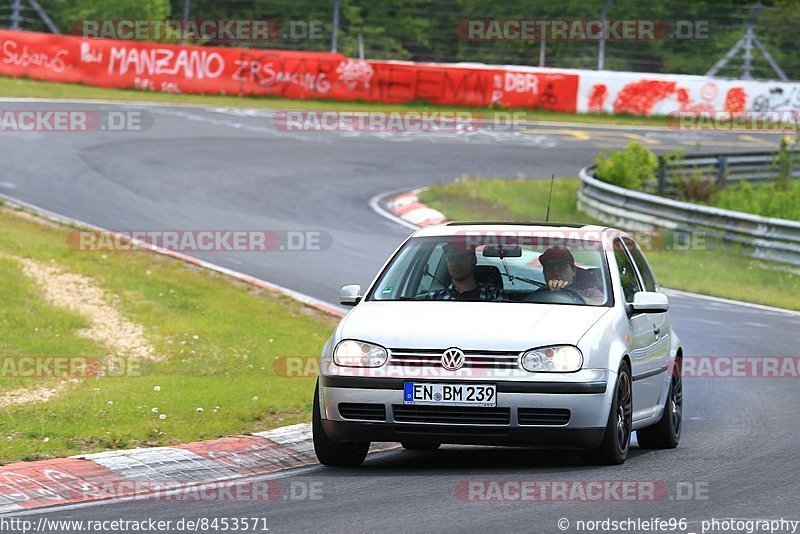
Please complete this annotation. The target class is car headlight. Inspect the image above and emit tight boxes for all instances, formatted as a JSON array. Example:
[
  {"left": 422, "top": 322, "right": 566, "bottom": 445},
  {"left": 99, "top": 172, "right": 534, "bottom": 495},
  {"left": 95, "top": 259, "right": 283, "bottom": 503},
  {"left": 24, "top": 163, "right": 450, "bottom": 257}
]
[
  {"left": 521, "top": 345, "right": 583, "bottom": 372},
  {"left": 333, "top": 340, "right": 388, "bottom": 367}
]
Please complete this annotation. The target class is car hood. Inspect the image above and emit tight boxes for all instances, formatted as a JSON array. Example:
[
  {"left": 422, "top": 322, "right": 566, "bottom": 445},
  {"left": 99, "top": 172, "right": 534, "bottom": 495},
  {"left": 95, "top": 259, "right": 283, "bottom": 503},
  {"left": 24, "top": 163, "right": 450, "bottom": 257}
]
[{"left": 339, "top": 301, "right": 610, "bottom": 351}]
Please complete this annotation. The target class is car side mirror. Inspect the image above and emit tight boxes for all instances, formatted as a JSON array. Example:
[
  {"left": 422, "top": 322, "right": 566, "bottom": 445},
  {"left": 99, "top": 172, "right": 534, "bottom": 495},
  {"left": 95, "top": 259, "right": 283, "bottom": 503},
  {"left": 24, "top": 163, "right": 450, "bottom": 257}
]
[
  {"left": 339, "top": 284, "right": 362, "bottom": 306},
  {"left": 631, "top": 291, "right": 669, "bottom": 313}
]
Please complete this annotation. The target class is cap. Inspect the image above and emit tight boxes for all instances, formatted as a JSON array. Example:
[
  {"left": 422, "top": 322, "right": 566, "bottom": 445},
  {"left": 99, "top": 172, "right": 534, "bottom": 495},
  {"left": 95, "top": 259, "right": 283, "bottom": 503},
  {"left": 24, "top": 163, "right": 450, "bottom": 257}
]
[{"left": 539, "top": 246, "right": 575, "bottom": 266}]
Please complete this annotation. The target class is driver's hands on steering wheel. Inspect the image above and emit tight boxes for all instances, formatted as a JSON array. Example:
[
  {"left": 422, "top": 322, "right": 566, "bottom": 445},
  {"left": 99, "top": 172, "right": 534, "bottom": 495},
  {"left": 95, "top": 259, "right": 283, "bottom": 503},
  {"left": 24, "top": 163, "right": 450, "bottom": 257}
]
[{"left": 548, "top": 279, "right": 571, "bottom": 291}]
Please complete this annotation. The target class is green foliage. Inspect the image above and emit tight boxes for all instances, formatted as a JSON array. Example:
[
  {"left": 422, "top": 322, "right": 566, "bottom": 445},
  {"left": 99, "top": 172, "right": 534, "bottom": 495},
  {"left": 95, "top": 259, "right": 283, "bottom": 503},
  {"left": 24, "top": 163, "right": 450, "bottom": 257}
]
[
  {"left": 39, "top": 0, "right": 171, "bottom": 33},
  {"left": 594, "top": 142, "right": 658, "bottom": 190},
  {"left": 714, "top": 180, "right": 800, "bottom": 220},
  {"left": 773, "top": 137, "right": 793, "bottom": 190}
]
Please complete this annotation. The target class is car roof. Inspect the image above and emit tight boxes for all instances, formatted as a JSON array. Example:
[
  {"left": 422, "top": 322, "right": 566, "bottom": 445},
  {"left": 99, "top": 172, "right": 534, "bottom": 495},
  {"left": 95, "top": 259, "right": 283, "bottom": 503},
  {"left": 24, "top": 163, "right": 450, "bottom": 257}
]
[{"left": 413, "top": 222, "right": 625, "bottom": 241}]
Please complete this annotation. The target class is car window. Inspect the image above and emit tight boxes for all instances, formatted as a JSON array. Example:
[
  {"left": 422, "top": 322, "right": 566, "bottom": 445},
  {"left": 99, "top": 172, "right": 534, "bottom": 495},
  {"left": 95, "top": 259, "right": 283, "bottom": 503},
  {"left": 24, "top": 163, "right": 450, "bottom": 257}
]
[
  {"left": 623, "top": 237, "right": 658, "bottom": 293},
  {"left": 417, "top": 243, "right": 449, "bottom": 294},
  {"left": 614, "top": 239, "right": 642, "bottom": 303},
  {"left": 368, "top": 234, "right": 612, "bottom": 306}
]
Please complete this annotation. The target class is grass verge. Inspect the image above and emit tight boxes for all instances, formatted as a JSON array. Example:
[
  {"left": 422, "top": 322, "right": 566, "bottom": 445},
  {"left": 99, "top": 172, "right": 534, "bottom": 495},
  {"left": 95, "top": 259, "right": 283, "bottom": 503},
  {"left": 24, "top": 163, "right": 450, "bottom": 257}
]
[
  {"left": 419, "top": 177, "right": 800, "bottom": 311},
  {"left": 0, "top": 207, "right": 337, "bottom": 464},
  {"left": 0, "top": 75, "right": 670, "bottom": 127},
  {"left": 714, "top": 181, "right": 800, "bottom": 221}
]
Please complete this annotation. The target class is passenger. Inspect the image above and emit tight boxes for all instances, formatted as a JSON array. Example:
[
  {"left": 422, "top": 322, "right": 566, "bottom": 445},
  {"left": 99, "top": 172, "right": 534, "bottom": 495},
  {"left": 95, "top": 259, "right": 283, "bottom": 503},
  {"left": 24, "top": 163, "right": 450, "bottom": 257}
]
[{"left": 424, "top": 243, "right": 506, "bottom": 302}]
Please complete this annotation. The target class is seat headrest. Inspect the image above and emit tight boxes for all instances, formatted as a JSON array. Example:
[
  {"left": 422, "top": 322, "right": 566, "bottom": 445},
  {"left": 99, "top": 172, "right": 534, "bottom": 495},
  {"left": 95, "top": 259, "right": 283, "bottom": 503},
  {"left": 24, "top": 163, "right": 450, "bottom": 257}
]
[{"left": 473, "top": 264, "right": 503, "bottom": 288}]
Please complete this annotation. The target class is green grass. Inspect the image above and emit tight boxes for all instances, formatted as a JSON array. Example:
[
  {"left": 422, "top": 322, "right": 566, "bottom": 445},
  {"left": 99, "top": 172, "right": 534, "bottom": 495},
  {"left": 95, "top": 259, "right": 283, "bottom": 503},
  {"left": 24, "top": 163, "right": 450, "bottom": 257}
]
[
  {"left": 0, "top": 75, "right": 670, "bottom": 127},
  {"left": 419, "top": 177, "right": 800, "bottom": 311},
  {"left": 0, "top": 208, "right": 338, "bottom": 464},
  {"left": 713, "top": 180, "right": 800, "bottom": 221}
]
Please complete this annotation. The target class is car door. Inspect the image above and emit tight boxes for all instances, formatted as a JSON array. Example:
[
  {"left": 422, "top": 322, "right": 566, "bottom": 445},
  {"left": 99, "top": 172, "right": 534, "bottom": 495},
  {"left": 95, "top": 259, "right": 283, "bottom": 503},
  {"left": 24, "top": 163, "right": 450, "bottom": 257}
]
[
  {"left": 623, "top": 237, "right": 671, "bottom": 408},
  {"left": 613, "top": 239, "right": 662, "bottom": 417}
]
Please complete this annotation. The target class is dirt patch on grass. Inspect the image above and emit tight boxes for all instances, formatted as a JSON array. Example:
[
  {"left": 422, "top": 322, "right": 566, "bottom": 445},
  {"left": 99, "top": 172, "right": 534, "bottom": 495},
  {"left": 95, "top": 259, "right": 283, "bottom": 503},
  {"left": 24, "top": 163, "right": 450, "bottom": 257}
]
[
  {"left": 16, "top": 256, "right": 158, "bottom": 362},
  {"left": 0, "top": 379, "right": 79, "bottom": 408},
  {"left": 0, "top": 256, "right": 160, "bottom": 408}
]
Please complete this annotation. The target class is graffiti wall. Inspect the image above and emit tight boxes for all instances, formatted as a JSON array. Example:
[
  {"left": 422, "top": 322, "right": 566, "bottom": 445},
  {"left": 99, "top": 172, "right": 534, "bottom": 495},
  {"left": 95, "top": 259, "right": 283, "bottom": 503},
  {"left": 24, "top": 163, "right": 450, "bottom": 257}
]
[
  {"left": 0, "top": 30, "right": 578, "bottom": 112},
  {"left": 2, "top": 29, "right": 798, "bottom": 116},
  {"left": 576, "top": 69, "right": 800, "bottom": 116}
]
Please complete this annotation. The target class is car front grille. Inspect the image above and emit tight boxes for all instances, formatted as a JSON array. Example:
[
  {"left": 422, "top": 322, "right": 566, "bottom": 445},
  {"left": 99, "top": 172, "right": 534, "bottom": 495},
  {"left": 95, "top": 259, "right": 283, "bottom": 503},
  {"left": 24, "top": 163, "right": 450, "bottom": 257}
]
[
  {"left": 518, "top": 408, "right": 571, "bottom": 426},
  {"left": 392, "top": 405, "right": 511, "bottom": 425},
  {"left": 389, "top": 348, "right": 520, "bottom": 369},
  {"left": 338, "top": 403, "right": 386, "bottom": 421}
]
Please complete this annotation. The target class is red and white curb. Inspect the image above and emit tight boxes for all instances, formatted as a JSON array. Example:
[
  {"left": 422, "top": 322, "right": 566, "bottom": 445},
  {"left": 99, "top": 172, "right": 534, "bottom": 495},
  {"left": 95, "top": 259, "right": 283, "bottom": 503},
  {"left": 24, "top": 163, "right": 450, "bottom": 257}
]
[
  {"left": 0, "top": 424, "right": 398, "bottom": 513},
  {"left": 384, "top": 188, "right": 448, "bottom": 228}
]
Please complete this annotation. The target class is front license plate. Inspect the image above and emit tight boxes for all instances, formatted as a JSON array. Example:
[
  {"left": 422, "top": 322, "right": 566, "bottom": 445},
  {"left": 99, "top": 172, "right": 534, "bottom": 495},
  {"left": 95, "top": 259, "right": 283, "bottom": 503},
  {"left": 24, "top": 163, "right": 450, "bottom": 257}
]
[{"left": 403, "top": 382, "right": 497, "bottom": 407}]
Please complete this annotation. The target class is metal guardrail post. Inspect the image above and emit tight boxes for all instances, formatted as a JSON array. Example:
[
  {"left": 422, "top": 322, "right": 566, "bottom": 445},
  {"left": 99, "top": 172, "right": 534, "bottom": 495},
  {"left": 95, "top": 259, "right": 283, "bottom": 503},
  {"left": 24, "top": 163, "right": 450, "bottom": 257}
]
[
  {"left": 331, "top": 0, "right": 340, "bottom": 53},
  {"left": 717, "top": 155, "right": 728, "bottom": 189},
  {"left": 10, "top": 0, "right": 21, "bottom": 30},
  {"left": 657, "top": 156, "right": 667, "bottom": 195}
]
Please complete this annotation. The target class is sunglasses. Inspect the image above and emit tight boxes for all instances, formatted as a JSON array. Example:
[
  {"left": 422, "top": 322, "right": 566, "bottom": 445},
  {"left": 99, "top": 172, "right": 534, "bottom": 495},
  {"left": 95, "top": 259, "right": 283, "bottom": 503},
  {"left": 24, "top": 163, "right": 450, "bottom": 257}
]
[{"left": 543, "top": 261, "right": 572, "bottom": 271}]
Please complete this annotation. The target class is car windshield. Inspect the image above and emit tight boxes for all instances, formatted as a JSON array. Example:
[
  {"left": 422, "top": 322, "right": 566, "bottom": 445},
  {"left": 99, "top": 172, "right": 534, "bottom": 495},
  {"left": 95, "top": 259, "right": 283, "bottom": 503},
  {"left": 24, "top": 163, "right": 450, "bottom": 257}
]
[{"left": 368, "top": 234, "right": 612, "bottom": 306}]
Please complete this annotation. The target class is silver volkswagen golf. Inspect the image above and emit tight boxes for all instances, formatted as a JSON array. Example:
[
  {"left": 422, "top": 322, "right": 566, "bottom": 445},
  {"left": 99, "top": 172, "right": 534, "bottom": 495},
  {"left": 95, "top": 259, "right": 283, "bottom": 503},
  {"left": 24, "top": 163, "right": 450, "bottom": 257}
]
[{"left": 313, "top": 223, "right": 683, "bottom": 466}]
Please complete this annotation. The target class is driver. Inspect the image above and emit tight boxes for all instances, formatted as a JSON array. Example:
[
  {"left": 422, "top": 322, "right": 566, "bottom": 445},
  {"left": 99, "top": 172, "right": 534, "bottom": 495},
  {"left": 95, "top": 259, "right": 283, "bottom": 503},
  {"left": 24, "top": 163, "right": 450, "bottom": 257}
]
[
  {"left": 423, "top": 243, "right": 506, "bottom": 302},
  {"left": 539, "top": 246, "right": 605, "bottom": 305}
]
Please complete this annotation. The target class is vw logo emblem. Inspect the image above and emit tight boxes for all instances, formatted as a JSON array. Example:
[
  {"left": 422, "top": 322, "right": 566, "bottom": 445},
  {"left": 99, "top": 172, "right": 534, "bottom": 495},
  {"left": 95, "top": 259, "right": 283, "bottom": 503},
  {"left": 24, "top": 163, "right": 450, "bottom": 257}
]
[{"left": 441, "top": 348, "right": 465, "bottom": 371}]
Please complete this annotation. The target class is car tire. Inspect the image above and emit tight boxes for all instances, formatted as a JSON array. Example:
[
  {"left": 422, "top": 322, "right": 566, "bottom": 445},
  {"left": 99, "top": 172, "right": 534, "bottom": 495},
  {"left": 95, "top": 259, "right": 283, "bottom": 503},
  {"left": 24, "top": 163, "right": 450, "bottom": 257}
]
[
  {"left": 582, "top": 361, "right": 632, "bottom": 466},
  {"left": 312, "top": 383, "right": 370, "bottom": 467},
  {"left": 637, "top": 358, "right": 682, "bottom": 449},
  {"left": 401, "top": 442, "right": 441, "bottom": 451}
]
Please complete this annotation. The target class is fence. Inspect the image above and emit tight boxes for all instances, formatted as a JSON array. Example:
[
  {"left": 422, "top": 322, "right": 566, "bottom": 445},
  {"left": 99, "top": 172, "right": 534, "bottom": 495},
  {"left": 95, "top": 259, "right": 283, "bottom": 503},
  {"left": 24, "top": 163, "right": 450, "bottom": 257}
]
[
  {"left": 3, "top": 1, "right": 800, "bottom": 81},
  {"left": 578, "top": 152, "right": 800, "bottom": 266}
]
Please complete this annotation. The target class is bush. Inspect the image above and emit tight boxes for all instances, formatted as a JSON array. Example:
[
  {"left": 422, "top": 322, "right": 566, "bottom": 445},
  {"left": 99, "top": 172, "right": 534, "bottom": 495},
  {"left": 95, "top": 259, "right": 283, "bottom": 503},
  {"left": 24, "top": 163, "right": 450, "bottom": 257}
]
[
  {"left": 594, "top": 142, "right": 658, "bottom": 191},
  {"left": 675, "top": 166, "right": 718, "bottom": 203}
]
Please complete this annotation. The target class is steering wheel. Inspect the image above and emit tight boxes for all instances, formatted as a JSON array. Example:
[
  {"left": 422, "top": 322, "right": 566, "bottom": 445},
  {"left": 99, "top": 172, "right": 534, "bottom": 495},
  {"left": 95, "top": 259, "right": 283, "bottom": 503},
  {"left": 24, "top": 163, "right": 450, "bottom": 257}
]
[{"left": 526, "top": 286, "right": 586, "bottom": 305}]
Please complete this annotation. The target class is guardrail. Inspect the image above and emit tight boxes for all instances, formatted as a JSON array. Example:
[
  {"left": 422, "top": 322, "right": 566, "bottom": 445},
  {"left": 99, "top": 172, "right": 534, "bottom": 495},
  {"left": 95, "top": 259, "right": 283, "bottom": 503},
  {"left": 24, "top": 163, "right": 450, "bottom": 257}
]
[
  {"left": 654, "top": 150, "right": 800, "bottom": 195},
  {"left": 578, "top": 153, "right": 800, "bottom": 267}
]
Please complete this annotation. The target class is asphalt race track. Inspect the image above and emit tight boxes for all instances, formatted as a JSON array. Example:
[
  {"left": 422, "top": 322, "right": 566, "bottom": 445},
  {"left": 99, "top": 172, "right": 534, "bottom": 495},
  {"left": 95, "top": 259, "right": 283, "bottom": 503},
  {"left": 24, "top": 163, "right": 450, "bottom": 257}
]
[{"left": 2, "top": 100, "right": 799, "bottom": 533}]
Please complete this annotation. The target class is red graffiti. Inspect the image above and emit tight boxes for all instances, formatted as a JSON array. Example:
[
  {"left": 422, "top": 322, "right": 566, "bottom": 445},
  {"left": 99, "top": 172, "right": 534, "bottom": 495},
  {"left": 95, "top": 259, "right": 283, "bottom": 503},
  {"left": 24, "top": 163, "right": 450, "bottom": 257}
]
[
  {"left": 613, "top": 80, "right": 677, "bottom": 115},
  {"left": 588, "top": 83, "right": 607, "bottom": 113},
  {"left": 724, "top": 87, "right": 747, "bottom": 114}
]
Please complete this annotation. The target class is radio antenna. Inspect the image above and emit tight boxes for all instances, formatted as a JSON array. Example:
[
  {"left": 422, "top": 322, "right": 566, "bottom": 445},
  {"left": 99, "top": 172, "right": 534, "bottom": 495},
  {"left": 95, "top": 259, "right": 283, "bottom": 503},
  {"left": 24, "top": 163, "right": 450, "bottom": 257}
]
[{"left": 545, "top": 174, "right": 555, "bottom": 222}]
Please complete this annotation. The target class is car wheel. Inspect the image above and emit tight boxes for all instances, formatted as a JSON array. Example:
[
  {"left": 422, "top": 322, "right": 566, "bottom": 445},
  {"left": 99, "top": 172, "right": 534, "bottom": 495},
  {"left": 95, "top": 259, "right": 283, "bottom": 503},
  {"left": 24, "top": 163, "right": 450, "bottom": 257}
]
[
  {"left": 583, "top": 361, "right": 632, "bottom": 465},
  {"left": 312, "top": 383, "right": 370, "bottom": 467},
  {"left": 637, "top": 358, "right": 682, "bottom": 449},
  {"left": 401, "top": 442, "right": 441, "bottom": 451}
]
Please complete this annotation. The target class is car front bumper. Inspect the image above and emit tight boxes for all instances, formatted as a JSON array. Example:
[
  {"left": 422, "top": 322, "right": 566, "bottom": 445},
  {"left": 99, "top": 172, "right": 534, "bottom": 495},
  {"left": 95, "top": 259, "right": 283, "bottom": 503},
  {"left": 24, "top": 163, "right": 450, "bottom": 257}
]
[{"left": 319, "top": 370, "right": 613, "bottom": 450}]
